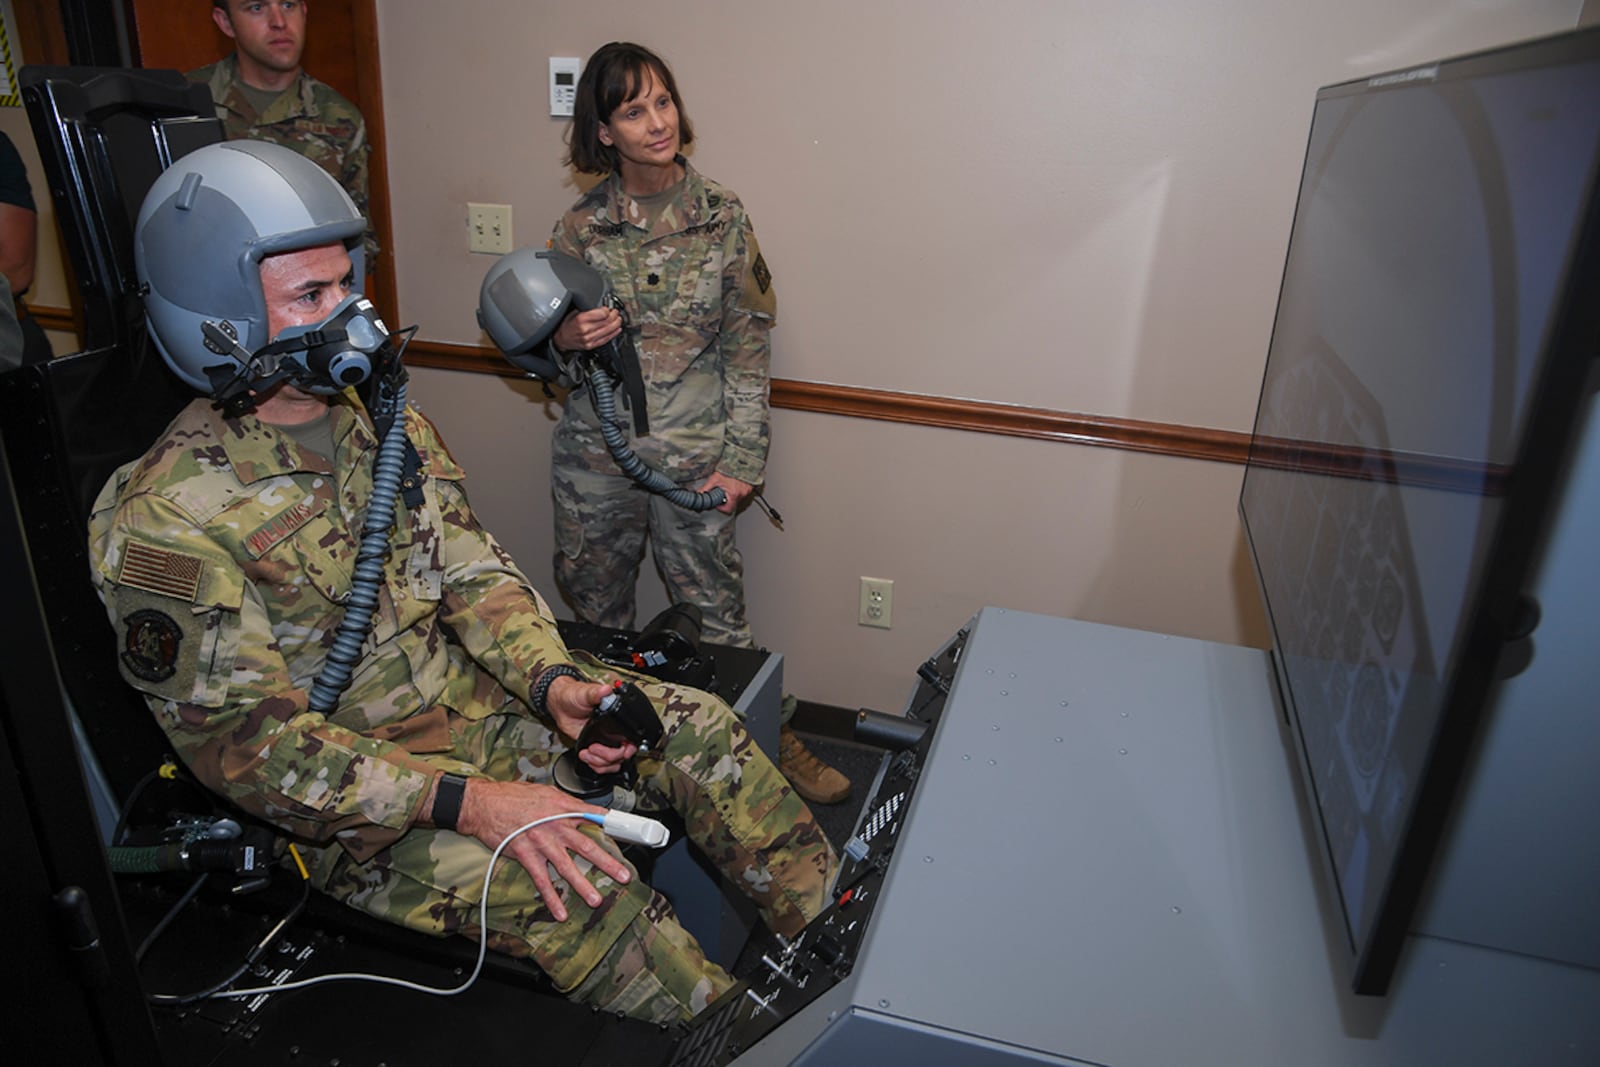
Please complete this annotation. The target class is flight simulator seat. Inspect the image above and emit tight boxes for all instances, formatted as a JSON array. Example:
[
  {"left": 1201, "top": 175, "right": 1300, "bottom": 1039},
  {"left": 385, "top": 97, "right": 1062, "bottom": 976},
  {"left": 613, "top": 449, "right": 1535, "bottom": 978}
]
[{"left": 0, "top": 67, "right": 695, "bottom": 1067}]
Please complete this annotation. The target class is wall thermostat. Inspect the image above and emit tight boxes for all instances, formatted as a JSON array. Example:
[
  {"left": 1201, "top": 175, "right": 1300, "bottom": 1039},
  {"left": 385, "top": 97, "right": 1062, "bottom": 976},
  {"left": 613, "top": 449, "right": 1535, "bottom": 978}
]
[{"left": 549, "top": 57, "right": 581, "bottom": 118}]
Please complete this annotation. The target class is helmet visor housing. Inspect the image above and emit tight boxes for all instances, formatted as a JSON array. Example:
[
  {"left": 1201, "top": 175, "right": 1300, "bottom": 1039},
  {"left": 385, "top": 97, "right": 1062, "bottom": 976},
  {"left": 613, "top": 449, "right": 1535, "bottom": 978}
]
[
  {"left": 135, "top": 140, "right": 368, "bottom": 394},
  {"left": 477, "top": 247, "right": 609, "bottom": 379}
]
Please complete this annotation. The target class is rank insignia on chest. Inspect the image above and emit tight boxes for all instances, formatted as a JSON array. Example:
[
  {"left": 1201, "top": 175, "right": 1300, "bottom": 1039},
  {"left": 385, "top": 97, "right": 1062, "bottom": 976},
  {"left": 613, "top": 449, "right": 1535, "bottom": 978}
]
[
  {"left": 118, "top": 541, "right": 204, "bottom": 601},
  {"left": 121, "top": 608, "right": 182, "bottom": 683}
]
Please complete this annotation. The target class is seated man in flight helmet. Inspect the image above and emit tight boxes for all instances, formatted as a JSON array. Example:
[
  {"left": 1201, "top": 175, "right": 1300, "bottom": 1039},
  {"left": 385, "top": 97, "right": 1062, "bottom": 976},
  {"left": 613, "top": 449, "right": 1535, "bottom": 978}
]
[{"left": 88, "top": 139, "right": 836, "bottom": 1021}]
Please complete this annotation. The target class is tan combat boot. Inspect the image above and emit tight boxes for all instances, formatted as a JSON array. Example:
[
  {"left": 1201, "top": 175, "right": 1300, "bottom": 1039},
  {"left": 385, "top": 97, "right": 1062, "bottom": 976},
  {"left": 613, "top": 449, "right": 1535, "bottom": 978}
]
[{"left": 778, "top": 725, "right": 851, "bottom": 805}]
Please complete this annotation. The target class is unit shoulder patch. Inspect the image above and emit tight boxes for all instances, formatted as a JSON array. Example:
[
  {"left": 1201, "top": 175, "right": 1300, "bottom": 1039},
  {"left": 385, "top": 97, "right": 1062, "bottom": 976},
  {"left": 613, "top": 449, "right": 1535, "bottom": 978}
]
[
  {"left": 121, "top": 608, "right": 182, "bottom": 683},
  {"left": 738, "top": 240, "right": 777, "bottom": 319}
]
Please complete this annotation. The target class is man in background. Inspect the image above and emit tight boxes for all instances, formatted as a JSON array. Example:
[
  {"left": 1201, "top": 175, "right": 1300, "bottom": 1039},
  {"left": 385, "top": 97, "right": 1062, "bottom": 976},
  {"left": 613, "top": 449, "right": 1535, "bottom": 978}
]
[
  {"left": 0, "top": 131, "right": 54, "bottom": 367},
  {"left": 189, "top": 1, "right": 377, "bottom": 267}
]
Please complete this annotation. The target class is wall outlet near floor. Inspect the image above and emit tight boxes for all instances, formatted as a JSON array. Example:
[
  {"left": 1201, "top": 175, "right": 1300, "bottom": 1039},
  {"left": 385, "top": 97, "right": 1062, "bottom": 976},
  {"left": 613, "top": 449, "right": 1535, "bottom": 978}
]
[{"left": 859, "top": 576, "right": 893, "bottom": 629}]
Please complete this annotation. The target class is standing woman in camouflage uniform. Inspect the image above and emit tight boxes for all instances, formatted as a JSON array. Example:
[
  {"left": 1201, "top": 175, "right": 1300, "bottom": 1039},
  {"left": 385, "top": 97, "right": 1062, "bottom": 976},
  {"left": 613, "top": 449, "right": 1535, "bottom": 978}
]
[{"left": 548, "top": 42, "right": 849, "bottom": 804}]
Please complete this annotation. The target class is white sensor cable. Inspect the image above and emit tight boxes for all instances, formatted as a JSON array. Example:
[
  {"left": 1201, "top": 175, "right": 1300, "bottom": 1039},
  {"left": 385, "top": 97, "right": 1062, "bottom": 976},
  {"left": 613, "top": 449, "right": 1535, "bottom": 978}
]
[{"left": 211, "top": 810, "right": 668, "bottom": 1001}]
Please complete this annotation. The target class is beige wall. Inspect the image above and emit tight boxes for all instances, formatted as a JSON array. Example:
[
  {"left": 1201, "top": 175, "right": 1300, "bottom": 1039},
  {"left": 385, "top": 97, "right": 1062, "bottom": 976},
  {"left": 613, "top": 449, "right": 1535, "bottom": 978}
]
[
  {"left": 6, "top": 3, "right": 1585, "bottom": 714},
  {"left": 379, "top": 1, "right": 1582, "bottom": 713}
]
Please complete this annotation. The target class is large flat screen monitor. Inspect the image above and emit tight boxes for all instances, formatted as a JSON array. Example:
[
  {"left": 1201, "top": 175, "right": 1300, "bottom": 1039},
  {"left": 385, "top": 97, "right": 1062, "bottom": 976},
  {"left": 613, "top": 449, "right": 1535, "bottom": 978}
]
[{"left": 1238, "top": 27, "right": 1600, "bottom": 995}]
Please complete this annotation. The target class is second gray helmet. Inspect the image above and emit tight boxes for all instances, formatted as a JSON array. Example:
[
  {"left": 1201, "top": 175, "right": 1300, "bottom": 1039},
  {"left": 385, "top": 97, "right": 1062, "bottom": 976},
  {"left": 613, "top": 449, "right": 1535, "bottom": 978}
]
[
  {"left": 135, "top": 140, "right": 368, "bottom": 394},
  {"left": 477, "top": 246, "right": 609, "bottom": 381}
]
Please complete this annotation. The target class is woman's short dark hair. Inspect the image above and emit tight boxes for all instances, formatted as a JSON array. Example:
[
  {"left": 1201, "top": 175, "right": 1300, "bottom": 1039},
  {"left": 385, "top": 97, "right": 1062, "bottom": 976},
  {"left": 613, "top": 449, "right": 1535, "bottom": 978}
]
[{"left": 566, "top": 42, "right": 695, "bottom": 175}]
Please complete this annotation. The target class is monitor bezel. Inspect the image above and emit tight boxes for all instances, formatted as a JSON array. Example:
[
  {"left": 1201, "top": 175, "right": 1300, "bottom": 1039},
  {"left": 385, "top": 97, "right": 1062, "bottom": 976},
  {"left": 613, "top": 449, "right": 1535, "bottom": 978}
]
[{"left": 1238, "top": 24, "right": 1600, "bottom": 996}]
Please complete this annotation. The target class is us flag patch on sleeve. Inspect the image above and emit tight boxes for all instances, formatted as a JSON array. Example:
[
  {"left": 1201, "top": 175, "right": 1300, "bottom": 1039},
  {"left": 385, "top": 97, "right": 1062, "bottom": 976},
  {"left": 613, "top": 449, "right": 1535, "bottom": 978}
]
[{"left": 118, "top": 541, "right": 204, "bottom": 602}]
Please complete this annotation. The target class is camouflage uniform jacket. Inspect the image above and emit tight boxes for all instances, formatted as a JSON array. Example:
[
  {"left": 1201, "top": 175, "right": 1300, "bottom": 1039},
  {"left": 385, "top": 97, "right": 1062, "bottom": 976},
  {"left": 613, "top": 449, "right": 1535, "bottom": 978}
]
[
  {"left": 188, "top": 55, "right": 377, "bottom": 264},
  {"left": 88, "top": 393, "right": 575, "bottom": 862},
  {"left": 550, "top": 159, "right": 776, "bottom": 485}
]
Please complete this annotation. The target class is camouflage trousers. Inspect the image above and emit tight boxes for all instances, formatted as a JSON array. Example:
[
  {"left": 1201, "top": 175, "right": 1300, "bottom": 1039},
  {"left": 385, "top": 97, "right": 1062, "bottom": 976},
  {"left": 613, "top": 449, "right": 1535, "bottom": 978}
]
[
  {"left": 552, "top": 457, "right": 753, "bottom": 648},
  {"left": 308, "top": 676, "right": 837, "bottom": 1022}
]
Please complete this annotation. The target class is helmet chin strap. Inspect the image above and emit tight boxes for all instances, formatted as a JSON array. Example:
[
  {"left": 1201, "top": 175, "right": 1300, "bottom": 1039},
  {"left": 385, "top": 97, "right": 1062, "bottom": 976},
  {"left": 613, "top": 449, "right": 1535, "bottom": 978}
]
[{"left": 199, "top": 321, "right": 276, "bottom": 417}]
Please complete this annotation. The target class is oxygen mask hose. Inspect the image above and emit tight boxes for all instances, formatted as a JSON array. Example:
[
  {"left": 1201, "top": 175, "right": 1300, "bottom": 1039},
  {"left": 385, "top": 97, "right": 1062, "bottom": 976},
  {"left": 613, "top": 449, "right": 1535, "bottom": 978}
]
[
  {"left": 307, "top": 379, "right": 411, "bottom": 714},
  {"left": 587, "top": 369, "right": 725, "bottom": 512}
]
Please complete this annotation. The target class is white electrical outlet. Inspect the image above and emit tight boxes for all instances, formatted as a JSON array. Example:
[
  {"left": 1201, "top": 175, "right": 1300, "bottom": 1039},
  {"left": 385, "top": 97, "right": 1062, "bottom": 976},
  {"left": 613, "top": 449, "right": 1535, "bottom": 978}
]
[
  {"left": 467, "top": 203, "right": 513, "bottom": 254},
  {"left": 859, "top": 577, "right": 893, "bottom": 629}
]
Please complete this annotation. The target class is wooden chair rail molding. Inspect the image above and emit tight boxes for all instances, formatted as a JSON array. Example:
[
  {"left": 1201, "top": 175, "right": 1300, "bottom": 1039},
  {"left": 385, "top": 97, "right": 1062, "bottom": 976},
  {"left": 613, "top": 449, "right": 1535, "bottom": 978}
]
[
  {"left": 401, "top": 340, "right": 1256, "bottom": 466},
  {"left": 25, "top": 318, "right": 1252, "bottom": 466},
  {"left": 30, "top": 304, "right": 78, "bottom": 336}
]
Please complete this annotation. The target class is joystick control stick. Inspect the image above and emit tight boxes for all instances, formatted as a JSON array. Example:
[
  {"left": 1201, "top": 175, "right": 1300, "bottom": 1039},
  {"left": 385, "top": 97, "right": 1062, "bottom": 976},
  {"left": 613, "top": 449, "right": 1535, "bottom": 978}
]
[{"left": 552, "top": 680, "right": 664, "bottom": 806}]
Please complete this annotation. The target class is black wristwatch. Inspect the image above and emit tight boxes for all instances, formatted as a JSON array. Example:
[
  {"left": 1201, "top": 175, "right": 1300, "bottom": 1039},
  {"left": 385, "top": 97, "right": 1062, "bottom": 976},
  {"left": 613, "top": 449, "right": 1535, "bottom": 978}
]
[{"left": 432, "top": 772, "right": 469, "bottom": 832}]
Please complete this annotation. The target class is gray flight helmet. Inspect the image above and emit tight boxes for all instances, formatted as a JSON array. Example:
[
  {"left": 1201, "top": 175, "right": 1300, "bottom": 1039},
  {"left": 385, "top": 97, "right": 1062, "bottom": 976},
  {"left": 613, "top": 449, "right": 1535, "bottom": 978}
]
[
  {"left": 135, "top": 140, "right": 368, "bottom": 394},
  {"left": 477, "top": 247, "right": 609, "bottom": 381}
]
